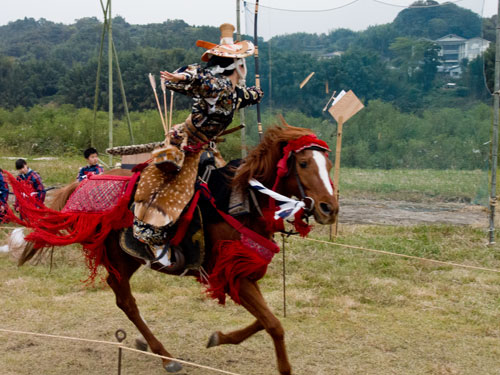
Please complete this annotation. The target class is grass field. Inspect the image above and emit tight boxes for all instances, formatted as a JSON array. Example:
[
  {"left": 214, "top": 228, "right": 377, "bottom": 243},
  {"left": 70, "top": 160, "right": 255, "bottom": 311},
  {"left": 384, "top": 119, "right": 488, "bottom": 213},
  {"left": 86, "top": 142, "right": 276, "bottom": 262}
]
[
  {"left": 0, "top": 224, "right": 499, "bottom": 375},
  {"left": 0, "top": 155, "right": 499, "bottom": 374},
  {"left": 0, "top": 155, "right": 490, "bottom": 203}
]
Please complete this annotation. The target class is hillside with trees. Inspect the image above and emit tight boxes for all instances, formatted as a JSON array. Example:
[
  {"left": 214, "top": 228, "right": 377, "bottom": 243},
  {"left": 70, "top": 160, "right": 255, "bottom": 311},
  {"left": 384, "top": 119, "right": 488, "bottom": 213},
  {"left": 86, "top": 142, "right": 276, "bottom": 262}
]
[{"left": 0, "top": 1, "right": 495, "bottom": 170}]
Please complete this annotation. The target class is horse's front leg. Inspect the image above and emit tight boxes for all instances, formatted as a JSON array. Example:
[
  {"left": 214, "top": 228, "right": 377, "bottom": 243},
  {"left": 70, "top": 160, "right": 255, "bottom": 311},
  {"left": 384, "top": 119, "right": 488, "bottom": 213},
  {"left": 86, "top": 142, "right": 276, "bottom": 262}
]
[
  {"left": 238, "top": 278, "right": 292, "bottom": 375},
  {"left": 105, "top": 246, "right": 182, "bottom": 373}
]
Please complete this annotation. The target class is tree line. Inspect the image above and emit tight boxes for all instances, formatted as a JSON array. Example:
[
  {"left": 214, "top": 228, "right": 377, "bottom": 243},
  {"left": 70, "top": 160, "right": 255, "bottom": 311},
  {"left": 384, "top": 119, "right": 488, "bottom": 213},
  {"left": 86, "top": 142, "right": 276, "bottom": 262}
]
[{"left": 0, "top": 2, "right": 494, "bottom": 170}]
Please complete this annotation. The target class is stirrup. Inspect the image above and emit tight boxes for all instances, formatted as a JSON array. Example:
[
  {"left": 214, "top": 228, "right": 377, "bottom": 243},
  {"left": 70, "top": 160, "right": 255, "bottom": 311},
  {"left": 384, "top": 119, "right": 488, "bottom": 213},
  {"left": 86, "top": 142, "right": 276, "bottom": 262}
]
[
  {"left": 119, "top": 228, "right": 156, "bottom": 261},
  {"left": 153, "top": 243, "right": 186, "bottom": 272}
]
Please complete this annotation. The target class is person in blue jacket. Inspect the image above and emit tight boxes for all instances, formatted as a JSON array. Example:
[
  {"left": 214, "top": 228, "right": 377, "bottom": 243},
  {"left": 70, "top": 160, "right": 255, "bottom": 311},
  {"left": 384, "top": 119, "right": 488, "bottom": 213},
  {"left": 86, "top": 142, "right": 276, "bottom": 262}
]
[
  {"left": 77, "top": 147, "right": 104, "bottom": 182},
  {"left": 0, "top": 168, "right": 9, "bottom": 222}
]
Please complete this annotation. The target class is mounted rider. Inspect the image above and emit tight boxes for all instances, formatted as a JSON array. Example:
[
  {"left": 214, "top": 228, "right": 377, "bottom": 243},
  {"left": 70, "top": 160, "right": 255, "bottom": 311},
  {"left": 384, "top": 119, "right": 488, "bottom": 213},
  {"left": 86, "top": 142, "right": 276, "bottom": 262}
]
[{"left": 132, "top": 23, "right": 263, "bottom": 261}]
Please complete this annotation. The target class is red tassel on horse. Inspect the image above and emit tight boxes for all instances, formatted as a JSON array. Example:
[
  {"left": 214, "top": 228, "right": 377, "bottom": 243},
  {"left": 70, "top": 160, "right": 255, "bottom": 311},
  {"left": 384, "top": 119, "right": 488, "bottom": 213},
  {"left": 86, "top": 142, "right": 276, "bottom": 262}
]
[{"left": 206, "top": 236, "right": 277, "bottom": 305}]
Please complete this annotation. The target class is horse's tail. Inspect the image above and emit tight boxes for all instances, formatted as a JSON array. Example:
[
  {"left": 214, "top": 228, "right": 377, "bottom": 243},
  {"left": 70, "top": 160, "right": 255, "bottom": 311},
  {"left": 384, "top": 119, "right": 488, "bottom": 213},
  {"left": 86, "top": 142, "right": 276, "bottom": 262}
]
[
  {"left": 17, "top": 181, "right": 79, "bottom": 266},
  {"left": 49, "top": 181, "right": 79, "bottom": 211},
  {"left": 14, "top": 228, "right": 34, "bottom": 266}
]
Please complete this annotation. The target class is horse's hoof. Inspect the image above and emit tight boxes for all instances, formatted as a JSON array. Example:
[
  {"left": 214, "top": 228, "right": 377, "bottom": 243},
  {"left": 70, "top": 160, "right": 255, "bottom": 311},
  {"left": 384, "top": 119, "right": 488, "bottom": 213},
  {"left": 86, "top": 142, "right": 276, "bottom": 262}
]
[
  {"left": 164, "top": 361, "right": 183, "bottom": 373},
  {"left": 206, "top": 332, "right": 220, "bottom": 348},
  {"left": 135, "top": 338, "right": 148, "bottom": 351}
]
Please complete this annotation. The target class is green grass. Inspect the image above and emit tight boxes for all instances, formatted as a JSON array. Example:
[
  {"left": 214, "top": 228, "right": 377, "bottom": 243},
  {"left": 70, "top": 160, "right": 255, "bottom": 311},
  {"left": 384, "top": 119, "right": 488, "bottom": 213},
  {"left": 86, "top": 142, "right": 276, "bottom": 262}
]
[
  {"left": 0, "top": 224, "right": 499, "bottom": 375},
  {"left": 0, "top": 155, "right": 499, "bottom": 374},
  {"left": 0, "top": 155, "right": 120, "bottom": 187},
  {"left": 0, "top": 153, "right": 491, "bottom": 203},
  {"left": 340, "top": 167, "right": 489, "bottom": 203}
]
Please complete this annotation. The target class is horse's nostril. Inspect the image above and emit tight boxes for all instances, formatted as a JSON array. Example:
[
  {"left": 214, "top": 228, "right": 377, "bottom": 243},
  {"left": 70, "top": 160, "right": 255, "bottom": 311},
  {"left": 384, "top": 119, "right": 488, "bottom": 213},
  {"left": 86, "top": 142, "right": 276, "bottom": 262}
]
[{"left": 319, "top": 202, "right": 333, "bottom": 215}]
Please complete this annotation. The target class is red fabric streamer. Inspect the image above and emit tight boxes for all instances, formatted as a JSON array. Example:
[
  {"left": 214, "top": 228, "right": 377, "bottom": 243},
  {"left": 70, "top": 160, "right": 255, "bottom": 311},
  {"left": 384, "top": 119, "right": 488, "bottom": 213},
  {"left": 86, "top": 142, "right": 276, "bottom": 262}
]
[
  {"left": 261, "top": 207, "right": 285, "bottom": 234},
  {"left": 206, "top": 238, "right": 273, "bottom": 305},
  {"left": 4, "top": 171, "right": 140, "bottom": 282},
  {"left": 293, "top": 209, "right": 312, "bottom": 237}
]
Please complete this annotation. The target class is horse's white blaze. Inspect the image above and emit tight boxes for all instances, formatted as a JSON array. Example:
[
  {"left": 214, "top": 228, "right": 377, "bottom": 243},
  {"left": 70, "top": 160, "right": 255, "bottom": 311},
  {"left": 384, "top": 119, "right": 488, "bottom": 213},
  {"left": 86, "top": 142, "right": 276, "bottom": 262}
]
[{"left": 312, "top": 150, "right": 333, "bottom": 196}]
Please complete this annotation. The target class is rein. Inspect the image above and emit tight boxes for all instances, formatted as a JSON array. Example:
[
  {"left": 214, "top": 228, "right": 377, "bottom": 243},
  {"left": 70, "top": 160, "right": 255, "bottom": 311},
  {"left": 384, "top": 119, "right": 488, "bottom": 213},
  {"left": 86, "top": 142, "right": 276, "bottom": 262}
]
[
  {"left": 250, "top": 134, "right": 330, "bottom": 235},
  {"left": 197, "top": 182, "right": 279, "bottom": 254}
]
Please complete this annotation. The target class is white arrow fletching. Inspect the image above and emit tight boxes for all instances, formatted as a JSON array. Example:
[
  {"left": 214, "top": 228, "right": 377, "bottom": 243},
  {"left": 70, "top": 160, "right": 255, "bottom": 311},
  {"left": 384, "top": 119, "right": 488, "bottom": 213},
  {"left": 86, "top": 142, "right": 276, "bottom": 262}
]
[{"left": 148, "top": 73, "right": 156, "bottom": 90}]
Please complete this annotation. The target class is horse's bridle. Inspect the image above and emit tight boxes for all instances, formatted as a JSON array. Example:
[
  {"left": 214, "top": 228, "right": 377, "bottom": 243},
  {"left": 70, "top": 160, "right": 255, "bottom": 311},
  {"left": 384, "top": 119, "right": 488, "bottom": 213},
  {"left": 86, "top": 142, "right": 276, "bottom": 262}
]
[{"left": 291, "top": 154, "right": 315, "bottom": 216}]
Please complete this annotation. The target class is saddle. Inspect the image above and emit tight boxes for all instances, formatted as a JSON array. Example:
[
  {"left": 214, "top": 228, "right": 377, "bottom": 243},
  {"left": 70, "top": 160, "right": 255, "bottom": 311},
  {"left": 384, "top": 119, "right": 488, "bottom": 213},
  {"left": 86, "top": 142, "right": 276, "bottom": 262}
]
[{"left": 119, "top": 152, "right": 241, "bottom": 272}]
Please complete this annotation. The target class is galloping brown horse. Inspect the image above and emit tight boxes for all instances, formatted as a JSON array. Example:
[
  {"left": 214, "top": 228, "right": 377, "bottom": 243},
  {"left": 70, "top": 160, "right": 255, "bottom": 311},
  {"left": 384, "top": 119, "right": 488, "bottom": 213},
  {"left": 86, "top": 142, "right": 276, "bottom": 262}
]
[{"left": 19, "top": 122, "right": 338, "bottom": 375}]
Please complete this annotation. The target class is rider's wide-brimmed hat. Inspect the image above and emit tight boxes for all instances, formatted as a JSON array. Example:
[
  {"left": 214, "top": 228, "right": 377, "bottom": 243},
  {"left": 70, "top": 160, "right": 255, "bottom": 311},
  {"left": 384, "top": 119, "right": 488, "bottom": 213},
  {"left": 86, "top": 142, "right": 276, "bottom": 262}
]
[{"left": 196, "top": 23, "right": 255, "bottom": 62}]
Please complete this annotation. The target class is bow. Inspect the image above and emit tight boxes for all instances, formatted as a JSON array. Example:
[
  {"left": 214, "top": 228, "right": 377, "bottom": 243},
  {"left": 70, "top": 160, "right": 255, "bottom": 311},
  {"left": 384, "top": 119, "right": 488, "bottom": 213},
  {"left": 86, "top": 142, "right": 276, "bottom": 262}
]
[{"left": 254, "top": 0, "right": 263, "bottom": 141}]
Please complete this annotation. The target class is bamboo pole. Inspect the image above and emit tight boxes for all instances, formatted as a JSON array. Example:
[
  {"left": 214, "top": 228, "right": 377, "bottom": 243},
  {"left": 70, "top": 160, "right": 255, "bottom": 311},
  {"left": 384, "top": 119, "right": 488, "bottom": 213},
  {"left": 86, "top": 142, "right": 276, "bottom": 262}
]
[
  {"left": 332, "top": 117, "right": 344, "bottom": 238},
  {"left": 112, "top": 41, "right": 134, "bottom": 144},
  {"left": 108, "top": 0, "right": 113, "bottom": 167},
  {"left": 489, "top": 0, "right": 500, "bottom": 245},
  {"left": 92, "top": 1, "right": 109, "bottom": 147},
  {"left": 237, "top": 0, "right": 247, "bottom": 158}
]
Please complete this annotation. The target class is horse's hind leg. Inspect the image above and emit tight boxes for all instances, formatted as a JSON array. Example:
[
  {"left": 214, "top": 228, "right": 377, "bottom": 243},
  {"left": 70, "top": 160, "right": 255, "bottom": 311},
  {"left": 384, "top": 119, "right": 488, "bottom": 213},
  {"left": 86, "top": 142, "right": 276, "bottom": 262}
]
[
  {"left": 207, "top": 319, "right": 264, "bottom": 348},
  {"left": 105, "top": 246, "right": 182, "bottom": 373},
  {"left": 238, "top": 278, "right": 292, "bottom": 375}
]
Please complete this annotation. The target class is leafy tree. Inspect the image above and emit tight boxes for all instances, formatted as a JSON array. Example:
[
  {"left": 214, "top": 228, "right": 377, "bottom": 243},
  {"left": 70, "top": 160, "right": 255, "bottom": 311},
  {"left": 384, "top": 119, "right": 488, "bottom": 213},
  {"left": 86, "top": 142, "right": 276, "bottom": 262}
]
[{"left": 393, "top": 2, "right": 481, "bottom": 39}]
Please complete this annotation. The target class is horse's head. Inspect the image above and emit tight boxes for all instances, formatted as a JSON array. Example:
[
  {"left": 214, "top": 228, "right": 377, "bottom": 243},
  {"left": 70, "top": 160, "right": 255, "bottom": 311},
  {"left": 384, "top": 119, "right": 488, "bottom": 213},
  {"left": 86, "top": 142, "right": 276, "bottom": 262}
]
[
  {"left": 233, "top": 118, "right": 339, "bottom": 226},
  {"left": 283, "top": 145, "right": 338, "bottom": 224}
]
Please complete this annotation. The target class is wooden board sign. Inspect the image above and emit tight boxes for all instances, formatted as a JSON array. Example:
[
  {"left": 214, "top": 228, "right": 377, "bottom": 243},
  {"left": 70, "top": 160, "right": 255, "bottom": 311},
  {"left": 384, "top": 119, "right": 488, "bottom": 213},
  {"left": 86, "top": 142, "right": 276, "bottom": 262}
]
[{"left": 328, "top": 90, "right": 364, "bottom": 124}]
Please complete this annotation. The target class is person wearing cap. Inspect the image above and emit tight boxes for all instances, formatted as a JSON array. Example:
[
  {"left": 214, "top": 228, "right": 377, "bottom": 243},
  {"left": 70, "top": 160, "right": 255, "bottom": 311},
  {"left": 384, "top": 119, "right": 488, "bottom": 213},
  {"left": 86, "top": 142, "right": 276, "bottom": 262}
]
[{"left": 132, "top": 23, "right": 263, "bottom": 262}]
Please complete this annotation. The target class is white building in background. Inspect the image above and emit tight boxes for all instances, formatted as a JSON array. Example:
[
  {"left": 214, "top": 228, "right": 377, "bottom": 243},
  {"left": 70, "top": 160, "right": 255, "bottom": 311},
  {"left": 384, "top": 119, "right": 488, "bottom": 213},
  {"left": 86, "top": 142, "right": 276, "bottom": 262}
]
[{"left": 435, "top": 34, "right": 491, "bottom": 77}]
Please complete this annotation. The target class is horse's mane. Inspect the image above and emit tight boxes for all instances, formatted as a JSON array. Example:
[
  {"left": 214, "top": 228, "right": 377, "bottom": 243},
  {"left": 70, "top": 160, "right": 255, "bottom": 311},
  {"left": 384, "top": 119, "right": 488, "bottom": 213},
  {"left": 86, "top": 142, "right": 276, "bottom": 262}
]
[{"left": 233, "top": 119, "right": 314, "bottom": 190}]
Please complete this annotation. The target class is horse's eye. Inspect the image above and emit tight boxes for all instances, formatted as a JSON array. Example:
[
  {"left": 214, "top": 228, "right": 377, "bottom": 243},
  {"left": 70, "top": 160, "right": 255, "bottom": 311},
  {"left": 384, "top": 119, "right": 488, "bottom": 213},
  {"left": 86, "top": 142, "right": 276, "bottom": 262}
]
[{"left": 299, "top": 161, "right": 307, "bottom": 168}]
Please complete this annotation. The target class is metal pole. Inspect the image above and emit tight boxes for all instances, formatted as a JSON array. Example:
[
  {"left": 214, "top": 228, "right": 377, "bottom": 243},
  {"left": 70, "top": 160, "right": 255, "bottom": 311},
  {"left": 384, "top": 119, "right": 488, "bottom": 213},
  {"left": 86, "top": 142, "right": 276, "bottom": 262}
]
[
  {"left": 489, "top": 0, "right": 500, "bottom": 245},
  {"left": 281, "top": 233, "right": 286, "bottom": 318},
  {"left": 115, "top": 329, "right": 126, "bottom": 375},
  {"left": 237, "top": 0, "right": 247, "bottom": 158},
  {"left": 108, "top": 0, "right": 113, "bottom": 167}
]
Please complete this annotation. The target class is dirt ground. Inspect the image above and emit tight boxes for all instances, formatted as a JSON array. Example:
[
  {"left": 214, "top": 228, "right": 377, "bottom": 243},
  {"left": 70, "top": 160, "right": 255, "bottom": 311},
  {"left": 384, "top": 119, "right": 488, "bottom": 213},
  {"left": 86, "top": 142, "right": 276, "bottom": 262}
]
[
  {"left": 338, "top": 198, "right": 489, "bottom": 226},
  {"left": 17, "top": 191, "right": 492, "bottom": 228}
]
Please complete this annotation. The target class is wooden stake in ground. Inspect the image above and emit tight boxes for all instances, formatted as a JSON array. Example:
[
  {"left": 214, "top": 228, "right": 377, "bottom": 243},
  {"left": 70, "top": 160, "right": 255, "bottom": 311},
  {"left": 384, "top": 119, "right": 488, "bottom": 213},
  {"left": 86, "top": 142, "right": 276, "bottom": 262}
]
[{"left": 327, "top": 90, "right": 364, "bottom": 237}]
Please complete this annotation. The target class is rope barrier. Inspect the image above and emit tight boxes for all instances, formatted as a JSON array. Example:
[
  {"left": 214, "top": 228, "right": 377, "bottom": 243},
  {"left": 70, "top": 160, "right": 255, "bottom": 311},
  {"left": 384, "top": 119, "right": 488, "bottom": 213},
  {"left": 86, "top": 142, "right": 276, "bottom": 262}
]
[
  {"left": 294, "top": 237, "right": 500, "bottom": 274},
  {"left": 0, "top": 328, "right": 245, "bottom": 375}
]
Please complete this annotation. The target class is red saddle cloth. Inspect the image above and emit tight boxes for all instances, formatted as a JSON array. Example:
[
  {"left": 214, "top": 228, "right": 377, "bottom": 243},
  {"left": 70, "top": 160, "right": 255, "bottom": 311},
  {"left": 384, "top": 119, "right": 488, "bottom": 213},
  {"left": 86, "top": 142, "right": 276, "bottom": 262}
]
[
  {"left": 62, "top": 175, "right": 132, "bottom": 214},
  {"left": 4, "top": 171, "right": 140, "bottom": 282}
]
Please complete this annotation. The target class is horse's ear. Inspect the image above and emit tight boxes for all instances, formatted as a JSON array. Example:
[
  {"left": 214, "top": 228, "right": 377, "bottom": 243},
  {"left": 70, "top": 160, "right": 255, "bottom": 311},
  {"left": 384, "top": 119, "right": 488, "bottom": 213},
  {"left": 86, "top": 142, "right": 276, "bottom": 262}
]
[{"left": 277, "top": 114, "right": 289, "bottom": 127}]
